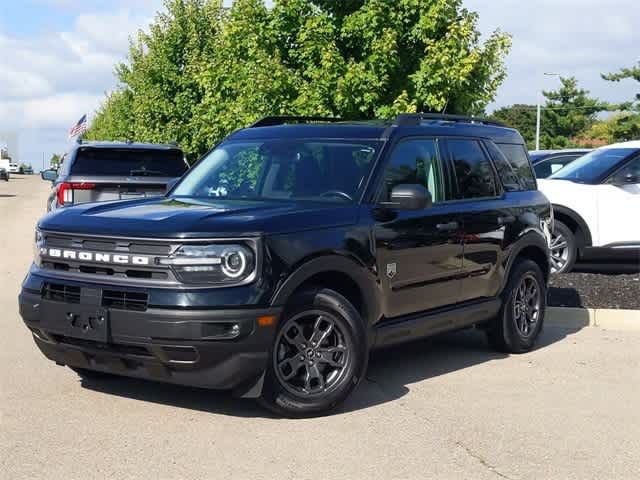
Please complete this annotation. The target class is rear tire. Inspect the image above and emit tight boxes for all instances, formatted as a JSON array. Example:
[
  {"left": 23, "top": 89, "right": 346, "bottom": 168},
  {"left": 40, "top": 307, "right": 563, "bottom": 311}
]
[
  {"left": 487, "top": 259, "right": 546, "bottom": 354},
  {"left": 550, "top": 220, "right": 576, "bottom": 274},
  {"left": 259, "top": 288, "right": 368, "bottom": 417}
]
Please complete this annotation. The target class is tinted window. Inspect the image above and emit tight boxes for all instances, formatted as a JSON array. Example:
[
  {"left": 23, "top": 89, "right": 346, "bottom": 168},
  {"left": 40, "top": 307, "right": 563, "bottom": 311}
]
[
  {"left": 534, "top": 155, "right": 580, "bottom": 178},
  {"left": 607, "top": 156, "right": 640, "bottom": 185},
  {"left": 173, "top": 140, "right": 379, "bottom": 203},
  {"left": 497, "top": 144, "right": 536, "bottom": 190},
  {"left": 379, "top": 139, "right": 446, "bottom": 203},
  {"left": 484, "top": 141, "right": 524, "bottom": 191},
  {"left": 71, "top": 148, "right": 188, "bottom": 177},
  {"left": 448, "top": 139, "right": 497, "bottom": 199}
]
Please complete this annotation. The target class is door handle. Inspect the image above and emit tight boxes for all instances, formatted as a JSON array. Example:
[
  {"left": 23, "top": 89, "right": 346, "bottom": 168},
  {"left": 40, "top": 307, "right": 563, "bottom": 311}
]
[
  {"left": 436, "top": 221, "right": 459, "bottom": 231},
  {"left": 498, "top": 215, "right": 516, "bottom": 225}
]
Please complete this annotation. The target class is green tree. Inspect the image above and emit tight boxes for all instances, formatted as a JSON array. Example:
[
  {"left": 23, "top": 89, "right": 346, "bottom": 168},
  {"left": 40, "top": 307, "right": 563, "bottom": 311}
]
[
  {"left": 490, "top": 104, "right": 537, "bottom": 148},
  {"left": 602, "top": 62, "right": 640, "bottom": 107},
  {"left": 49, "top": 154, "right": 62, "bottom": 168},
  {"left": 540, "top": 77, "right": 607, "bottom": 149},
  {"left": 88, "top": 0, "right": 512, "bottom": 160}
]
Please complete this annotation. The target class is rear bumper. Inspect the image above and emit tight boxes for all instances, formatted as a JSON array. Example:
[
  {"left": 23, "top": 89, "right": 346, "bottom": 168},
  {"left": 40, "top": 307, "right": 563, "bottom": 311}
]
[{"left": 19, "top": 289, "right": 281, "bottom": 395}]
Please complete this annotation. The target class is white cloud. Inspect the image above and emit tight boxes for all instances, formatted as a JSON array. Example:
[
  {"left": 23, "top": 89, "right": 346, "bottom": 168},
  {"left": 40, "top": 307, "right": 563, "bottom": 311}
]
[{"left": 465, "top": 0, "right": 640, "bottom": 110}]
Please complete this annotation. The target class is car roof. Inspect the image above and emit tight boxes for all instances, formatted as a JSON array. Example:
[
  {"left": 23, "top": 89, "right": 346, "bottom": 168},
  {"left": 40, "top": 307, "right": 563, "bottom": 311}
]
[
  {"left": 227, "top": 120, "right": 525, "bottom": 145},
  {"left": 530, "top": 149, "right": 592, "bottom": 155}
]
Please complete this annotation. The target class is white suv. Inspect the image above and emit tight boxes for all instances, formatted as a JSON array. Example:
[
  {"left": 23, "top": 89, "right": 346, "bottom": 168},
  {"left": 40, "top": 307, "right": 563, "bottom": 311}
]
[{"left": 537, "top": 141, "right": 640, "bottom": 273}]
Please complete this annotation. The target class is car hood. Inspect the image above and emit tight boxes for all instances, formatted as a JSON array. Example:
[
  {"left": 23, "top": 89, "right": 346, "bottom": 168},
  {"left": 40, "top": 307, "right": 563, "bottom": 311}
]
[
  {"left": 38, "top": 196, "right": 359, "bottom": 238},
  {"left": 537, "top": 178, "right": 590, "bottom": 203}
]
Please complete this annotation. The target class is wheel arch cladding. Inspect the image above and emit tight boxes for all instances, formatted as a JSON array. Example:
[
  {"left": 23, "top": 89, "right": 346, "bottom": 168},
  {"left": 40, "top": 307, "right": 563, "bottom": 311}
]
[
  {"left": 503, "top": 233, "right": 550, "bottom": 289},
  {"left": 552, "top": 204, "right": 592, "bottom": 248},
  {"left": 516, "top": 245, "right": 550, "bottom": 284},
  {"left": 270, "top": 255, "right": 380, "bottom": 328}
]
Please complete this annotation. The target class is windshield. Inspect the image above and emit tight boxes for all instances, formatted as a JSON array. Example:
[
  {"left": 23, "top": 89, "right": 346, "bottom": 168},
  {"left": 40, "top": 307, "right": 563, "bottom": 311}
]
[
  {"left": 549, "top": 148, "right": 638, "bottom": 183},
  {"left": 172, "top": 139, "right": 381, "bottom": 203},
  {"left": 71, "top": 148, "right": 188, "bottom": 177}
]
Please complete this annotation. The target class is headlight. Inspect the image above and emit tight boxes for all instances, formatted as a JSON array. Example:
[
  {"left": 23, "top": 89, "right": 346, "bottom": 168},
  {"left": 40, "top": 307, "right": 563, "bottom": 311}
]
[
  {"left": 34, "top": 229, "right": 44, "bottom": 266},
  {"left": 159, "top": 243, "right": 257, "bottom": 285}
]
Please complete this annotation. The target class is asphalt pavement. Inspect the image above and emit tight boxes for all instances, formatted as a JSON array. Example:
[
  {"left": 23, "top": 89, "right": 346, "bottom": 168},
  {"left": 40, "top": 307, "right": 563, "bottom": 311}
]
[{"left": 2, "top": 176, "right": 639, "bottom": 480}]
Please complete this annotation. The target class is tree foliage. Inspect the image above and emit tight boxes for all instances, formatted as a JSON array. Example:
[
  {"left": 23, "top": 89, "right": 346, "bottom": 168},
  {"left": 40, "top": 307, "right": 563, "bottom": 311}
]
[
  {"left": 87, "top": 0, "right": 511, "bottom": 160},
  {"left": 602, "top": 61, "right": 640, "bottom": 106}
]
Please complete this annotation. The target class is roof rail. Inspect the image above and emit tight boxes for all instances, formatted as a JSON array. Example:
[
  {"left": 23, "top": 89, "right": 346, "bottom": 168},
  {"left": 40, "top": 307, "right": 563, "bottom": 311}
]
[
  {"left": 395, "top": 113, "right": 506, "bottom": 128},
  {"left": 250, "top": 116, "right": 343, "bottom": 128}
]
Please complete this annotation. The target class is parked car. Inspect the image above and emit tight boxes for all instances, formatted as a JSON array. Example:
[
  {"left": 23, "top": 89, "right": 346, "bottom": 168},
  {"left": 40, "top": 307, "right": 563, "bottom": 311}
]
[
  {"left": 19, "top": 164, "right": 34, "bottom": 174},
  {"left": 40, "top": 141, "right": 189, "bottom": 211},
  {"left": 0, "top": 158, "right": 10, "bottom": 181},
  {"left": 8, "top": 162, "right": 19, "bottom": 173},
  {"left": 529, "top": 149, "right": 591, "bottom": 178},
  {"left": 20, "top": 114, "right": 551, "bottom": 417},
  {"left": 538, "top": 141, "right": 640, "bottom": 273}
]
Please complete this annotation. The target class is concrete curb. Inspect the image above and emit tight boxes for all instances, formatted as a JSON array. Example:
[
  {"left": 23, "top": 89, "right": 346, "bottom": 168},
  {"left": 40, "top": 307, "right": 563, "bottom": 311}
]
[{"left": 546, "top": 307, "right": 640, "bottom": 331}]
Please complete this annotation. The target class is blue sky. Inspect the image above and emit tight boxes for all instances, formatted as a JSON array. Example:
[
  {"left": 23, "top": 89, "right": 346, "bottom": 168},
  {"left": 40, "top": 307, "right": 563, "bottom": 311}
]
[{"left": 1, "top": 0, "right": 638, "bottom": 169}]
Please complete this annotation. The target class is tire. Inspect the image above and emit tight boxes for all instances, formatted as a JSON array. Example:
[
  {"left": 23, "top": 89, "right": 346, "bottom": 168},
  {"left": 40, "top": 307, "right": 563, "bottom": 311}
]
[
  {"left": 260, "top": 288, "right": 368, "bottom": 417},
  {"left": 549, "top": 220, "right": 576, "bottom": 274},
  {"left": 70, "top": 367, "right": 115, "bottom": 381},
  {"left": 487, "top": 259, "right": 547, "bottom": 354}
]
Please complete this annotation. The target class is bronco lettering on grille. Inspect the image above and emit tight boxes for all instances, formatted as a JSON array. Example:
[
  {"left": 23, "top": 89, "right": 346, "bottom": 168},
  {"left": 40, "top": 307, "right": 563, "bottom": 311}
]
[{"left": 41, "top": 248, "right": 151, "bottom": 266}]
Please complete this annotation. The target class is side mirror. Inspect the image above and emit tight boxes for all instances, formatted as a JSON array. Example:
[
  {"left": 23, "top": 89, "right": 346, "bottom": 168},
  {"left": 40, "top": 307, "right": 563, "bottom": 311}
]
[
  {"left": 165, "top": 177, "right": 180, "bottom": 194},
  {"left": 41, "top": 169, "right": 57, "bottom": 182},
  {"left": 389, "top": 184, "right": 432, "bottom": 210}
]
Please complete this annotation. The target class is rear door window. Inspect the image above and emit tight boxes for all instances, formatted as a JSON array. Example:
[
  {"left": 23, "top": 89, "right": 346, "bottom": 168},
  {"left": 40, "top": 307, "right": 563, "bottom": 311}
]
[
  {"left": 71, "top": 148, "right": 188, "bottom": 177},
  {"left": 496, "top": 143, "right": 536, "bottom": 190},
  {"left": 446, "top": 139, "right": 497, "bottom": 199}
]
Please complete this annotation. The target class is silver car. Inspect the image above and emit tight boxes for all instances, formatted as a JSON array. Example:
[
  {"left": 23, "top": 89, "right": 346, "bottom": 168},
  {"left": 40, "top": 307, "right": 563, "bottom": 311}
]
[{"left": 41, "top": 141, "right": 189, "bottom": 211}]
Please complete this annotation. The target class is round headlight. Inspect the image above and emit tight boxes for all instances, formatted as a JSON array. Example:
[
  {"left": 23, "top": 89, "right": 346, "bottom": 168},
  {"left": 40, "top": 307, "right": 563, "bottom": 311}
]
[{"left": 221, "top": 247, "right": 249, "bottom": 278}]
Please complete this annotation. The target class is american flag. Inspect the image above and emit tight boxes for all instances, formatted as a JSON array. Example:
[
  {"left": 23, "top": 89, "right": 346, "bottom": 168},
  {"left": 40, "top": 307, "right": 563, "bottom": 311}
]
[{"left": 68, "top": 114, "right": 88, "bottom": 139}]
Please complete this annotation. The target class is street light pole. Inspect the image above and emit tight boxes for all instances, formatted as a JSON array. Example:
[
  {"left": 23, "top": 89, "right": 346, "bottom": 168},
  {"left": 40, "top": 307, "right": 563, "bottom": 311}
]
[{"left": 535, "top": 73, "right": 560, "bottom": 151}]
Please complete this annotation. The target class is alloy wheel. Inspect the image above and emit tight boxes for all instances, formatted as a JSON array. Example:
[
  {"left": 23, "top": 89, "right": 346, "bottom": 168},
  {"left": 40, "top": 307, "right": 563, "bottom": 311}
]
[
  {"left": 549, "top": 230, "right": 569, "bottom": 273},
  {"left": 512, "top": 273, "right": 542, "bottom": 337},
  {"left": 274, "top": 310, "right": 352, "bottom": 397}
]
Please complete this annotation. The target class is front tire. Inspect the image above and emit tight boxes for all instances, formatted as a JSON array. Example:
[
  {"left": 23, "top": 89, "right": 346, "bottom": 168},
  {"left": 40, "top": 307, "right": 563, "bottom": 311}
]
[
  {"left": 550, "top": 220, "right": 576, "bottom": 274},
  {"left": 260, "top": 288, "right": 368, "bottom": 417},
  {"left": 487, "top": 259, "right": 546, "bottom": 354}
]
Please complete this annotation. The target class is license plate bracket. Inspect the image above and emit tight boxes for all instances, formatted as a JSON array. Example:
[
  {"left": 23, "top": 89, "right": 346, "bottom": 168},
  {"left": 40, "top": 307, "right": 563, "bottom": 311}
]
[{"left": 40, "top": 301, "right": 109, "bottom": 343}]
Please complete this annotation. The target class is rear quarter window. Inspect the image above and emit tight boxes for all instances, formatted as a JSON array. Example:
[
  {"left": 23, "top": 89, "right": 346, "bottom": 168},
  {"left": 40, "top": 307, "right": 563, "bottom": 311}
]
[
  {"left": 495, "top": 143, "right": 537, "bottom": 190},
  {"left": 71, "top": 148, "right": 187, "bottom": 177}
]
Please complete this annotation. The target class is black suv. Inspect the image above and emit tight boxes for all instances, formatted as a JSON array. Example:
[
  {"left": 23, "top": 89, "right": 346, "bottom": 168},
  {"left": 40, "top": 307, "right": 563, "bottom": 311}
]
[{"left": 20, "top": 114, "right": 551, "bottom": 417}]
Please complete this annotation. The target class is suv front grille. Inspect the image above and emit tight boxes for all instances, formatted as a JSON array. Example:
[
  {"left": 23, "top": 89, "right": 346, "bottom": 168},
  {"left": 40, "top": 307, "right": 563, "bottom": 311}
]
[
  {"left": 42, "top": 283, "right": 81, "bottom": 304},
  {"left": 42, "top": 283, "right": 149, "bottom": 312},
  {"left": 39, "top": 232, "right": 178, "bottom": 285},
  {"left": 102, "top": 290, "right": 149, "bottom": 311}
]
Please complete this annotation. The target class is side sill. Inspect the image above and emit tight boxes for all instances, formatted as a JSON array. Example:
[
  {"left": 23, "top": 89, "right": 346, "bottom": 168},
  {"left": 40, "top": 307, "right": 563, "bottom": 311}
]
[{"left": 373, "top": 298, "right": 501, "bottom": 349}]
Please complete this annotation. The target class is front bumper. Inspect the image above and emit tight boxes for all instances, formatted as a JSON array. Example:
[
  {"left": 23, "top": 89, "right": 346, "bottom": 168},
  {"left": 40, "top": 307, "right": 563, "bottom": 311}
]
[{"left": 19, "top": 288, "right": 281, "bottom": 396}]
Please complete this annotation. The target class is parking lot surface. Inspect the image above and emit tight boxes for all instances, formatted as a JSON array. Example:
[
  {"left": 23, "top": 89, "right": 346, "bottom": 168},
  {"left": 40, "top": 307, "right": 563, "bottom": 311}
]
[{"left": 2, "top": 176, "right": 639, "bottom": 480}]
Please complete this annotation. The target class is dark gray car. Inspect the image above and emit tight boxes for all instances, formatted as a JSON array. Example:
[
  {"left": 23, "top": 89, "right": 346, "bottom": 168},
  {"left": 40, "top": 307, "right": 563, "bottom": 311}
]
[{"left": 41, "top": 141, "right": 188, "bottom": 211}]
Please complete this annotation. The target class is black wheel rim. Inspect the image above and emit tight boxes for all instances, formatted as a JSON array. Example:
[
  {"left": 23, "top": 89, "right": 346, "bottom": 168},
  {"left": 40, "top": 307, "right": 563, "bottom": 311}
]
[
  {"left": 273, "top": 310, "right": 352, "bottom": 397},
  {"left": 512, "top": 273, "right": 542, "bottom": 337}
]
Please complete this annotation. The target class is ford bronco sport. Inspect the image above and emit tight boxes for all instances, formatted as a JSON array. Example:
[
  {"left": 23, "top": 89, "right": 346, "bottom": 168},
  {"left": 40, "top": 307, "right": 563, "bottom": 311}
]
[{"left": 19, "top": 114, "right": 551, "bottom": 417}]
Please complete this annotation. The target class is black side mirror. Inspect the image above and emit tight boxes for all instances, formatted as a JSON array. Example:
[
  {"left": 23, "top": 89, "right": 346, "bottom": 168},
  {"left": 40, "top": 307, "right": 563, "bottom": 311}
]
[
  {"left": 41, "top": 169, "right": 57, "bottom": 182},
  {"left": 165, "top": 177, "right": 180, "bottom": 194},
  {"left": 389, "top": 184, "right": 432, "bottom": 210}
]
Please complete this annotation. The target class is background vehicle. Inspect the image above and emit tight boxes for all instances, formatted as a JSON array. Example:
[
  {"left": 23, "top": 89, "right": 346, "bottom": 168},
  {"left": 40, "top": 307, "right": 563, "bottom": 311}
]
[
  {"left": 21, "top": 114, "right": 551, "bottom": 417},
  {"left": 538, "top": 141, "right": 640, "bottom": 273},
  {"left": 19, "top": 164, "right": 34, "bottom": 174},
  {"left": 529, "top": 149, "right": 591, "bottom": 178},
  {"left": 8, "top": 162, "right": 19, "bottom": 173},
  {"left": 0, "top": 158, "right": 10, "bottom": 181},
  {"left": 41, "top": 141, "right": 189, "bottom": 211}
]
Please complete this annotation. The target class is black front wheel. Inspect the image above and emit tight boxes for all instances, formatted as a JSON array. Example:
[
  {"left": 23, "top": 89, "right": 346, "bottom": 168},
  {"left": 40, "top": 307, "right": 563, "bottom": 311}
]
[
  {"left": 260, "top": 288, "right": 368, "bottom": 417},
  {"left": 487, "top": 259, "right": 547, "bottom": 353}
]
